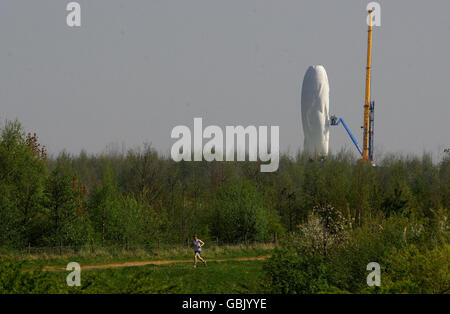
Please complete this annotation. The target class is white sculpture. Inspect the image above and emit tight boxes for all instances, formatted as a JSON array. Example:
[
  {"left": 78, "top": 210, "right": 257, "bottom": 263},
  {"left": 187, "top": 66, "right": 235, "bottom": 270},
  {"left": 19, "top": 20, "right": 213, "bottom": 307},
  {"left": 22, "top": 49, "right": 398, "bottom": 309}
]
[{"left": 301, "top": 65, "right": 330, "bottom": 156}]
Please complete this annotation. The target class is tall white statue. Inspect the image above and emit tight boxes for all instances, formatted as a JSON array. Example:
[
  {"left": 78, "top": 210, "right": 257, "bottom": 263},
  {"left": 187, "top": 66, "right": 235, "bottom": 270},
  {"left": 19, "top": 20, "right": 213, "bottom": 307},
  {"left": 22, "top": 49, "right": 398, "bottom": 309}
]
[{"left": 301, "top": 65, "right": 330, "bottom": 156}]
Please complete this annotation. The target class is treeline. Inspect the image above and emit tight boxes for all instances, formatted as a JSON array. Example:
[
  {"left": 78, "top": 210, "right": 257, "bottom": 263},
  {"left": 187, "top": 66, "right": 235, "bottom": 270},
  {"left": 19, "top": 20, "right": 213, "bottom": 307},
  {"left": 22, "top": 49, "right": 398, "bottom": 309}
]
[{"left": 0, "top": 119, "right": 449, "bottom": 252}]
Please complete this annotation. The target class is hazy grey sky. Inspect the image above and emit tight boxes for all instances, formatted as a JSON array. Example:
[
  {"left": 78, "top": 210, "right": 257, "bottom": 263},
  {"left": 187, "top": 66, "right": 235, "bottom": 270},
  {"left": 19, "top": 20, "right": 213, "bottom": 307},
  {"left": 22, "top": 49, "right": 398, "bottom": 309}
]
[{"left": 1, "top": 0, "right": 449, "bottom": 160}]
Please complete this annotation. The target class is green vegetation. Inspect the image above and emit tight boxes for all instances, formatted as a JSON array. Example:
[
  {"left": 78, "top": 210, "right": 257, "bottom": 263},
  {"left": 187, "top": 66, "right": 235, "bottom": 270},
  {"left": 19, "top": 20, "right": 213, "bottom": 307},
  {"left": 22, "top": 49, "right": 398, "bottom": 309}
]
[
  {"left": 263, "top": 207, "right": 449, "bottom": 294},
  {"left": 212, "top": 180, "right": 270, "bottom": 243},
  {"left": 14, "top": 243, "right": 274, "bottom": 270},
  {"left": 0, "top": 119, "right": 449, "bottom": 293},
  {"left": 0, "top": 257, "right": 266, "bottom": 294}
]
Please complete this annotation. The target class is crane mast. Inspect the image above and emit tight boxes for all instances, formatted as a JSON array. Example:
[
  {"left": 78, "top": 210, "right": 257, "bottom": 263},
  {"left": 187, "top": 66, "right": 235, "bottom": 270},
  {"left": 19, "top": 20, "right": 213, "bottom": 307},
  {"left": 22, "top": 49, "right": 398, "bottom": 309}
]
[
  {"left": 362, "top": 9, "right": 374, "bottom": 162},
  {"left": 330, "top": 10, "right": 377, "bottom": 162}
]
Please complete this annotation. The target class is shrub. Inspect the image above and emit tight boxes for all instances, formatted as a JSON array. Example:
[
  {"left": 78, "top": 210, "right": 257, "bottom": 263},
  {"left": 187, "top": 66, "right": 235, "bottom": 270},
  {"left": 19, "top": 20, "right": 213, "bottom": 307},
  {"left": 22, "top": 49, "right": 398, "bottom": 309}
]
[
  {"left": 211, "top": 180, "right": 269, "bottom": 243},
  {"left": 0, "top": 257, "right": 65, "bottom": 294},
  {"left": 263, "top": 248, "right": 329, "bottom": 294},
  {"left": 380, "top": 243, "right": 450, "bottom": 294}
]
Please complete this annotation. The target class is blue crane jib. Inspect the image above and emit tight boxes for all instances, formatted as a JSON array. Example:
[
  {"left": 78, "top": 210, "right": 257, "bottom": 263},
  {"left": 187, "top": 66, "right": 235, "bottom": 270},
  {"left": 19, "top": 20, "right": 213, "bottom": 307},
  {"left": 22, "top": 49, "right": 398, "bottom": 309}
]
[{"left": 330, "top": 116, "right": 363, "bottom": 156}]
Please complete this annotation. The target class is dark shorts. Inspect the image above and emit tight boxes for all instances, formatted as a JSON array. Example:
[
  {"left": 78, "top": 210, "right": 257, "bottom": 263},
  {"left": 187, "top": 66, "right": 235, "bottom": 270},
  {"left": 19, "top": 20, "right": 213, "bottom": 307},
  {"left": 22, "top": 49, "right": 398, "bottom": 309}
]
[{"left": 195, "top": 250, "right": 201, "bottom": 254}]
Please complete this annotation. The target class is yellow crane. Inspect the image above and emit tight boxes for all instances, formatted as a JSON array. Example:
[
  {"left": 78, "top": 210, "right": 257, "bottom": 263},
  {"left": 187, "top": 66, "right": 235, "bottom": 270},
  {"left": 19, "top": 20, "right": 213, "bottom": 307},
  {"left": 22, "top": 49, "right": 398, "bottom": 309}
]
[
  {"left": 331, "top": 9, "right": 377, "bottom": 163},
  {"left": 362, "top": 9, "right": 375, "bottom": 162}
]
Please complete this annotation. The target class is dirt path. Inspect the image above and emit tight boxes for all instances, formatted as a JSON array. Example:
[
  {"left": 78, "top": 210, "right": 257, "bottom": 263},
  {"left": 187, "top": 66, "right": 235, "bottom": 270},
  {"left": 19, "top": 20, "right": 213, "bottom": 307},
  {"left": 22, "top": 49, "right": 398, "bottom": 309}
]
[{"left": 43, "top": 255, "right": 270, "bottom": 271}]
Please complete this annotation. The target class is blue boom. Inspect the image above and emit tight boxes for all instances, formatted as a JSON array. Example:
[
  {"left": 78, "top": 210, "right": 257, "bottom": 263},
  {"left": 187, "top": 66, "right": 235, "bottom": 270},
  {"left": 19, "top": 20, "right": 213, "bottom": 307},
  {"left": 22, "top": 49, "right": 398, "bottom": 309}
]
[{"left": 330, "top": 116, "right": 363, "bottom": 156}]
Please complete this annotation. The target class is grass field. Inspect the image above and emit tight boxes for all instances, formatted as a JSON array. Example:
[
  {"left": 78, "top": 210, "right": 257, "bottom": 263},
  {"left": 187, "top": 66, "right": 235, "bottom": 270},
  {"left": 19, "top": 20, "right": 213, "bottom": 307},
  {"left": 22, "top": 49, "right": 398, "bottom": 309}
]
[
  {"left": 45, "top": 260, "right": 266, "bottom": 294},
  {"left": 14, "top": 243, "right": 274, "bottom": 269},
  {"left": 1, "top": 244, "right": 273, "bottom": 294}
]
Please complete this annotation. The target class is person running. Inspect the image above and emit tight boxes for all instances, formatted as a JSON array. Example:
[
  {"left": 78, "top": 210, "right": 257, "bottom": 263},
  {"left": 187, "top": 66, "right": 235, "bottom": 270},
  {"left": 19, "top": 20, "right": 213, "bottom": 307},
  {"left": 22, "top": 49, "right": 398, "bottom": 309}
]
[{"left": 192, "top": 235, "right": 207, "bottom": 267}]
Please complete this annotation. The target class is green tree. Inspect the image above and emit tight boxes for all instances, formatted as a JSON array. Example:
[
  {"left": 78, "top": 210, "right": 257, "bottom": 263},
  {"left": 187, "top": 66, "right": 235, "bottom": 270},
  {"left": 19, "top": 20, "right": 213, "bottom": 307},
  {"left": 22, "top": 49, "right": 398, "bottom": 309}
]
[
  {"left": 45, "top": 162, "right": 92, "bottom": 249},
  {"left": 88, "top": 167, "right": 122, "bottom": 246},
  {"left": 0, "top": 120, "right": 47, "bottom": 248},
  {"left": 211, "top": 179, "right": 269, "bottom": 243}
]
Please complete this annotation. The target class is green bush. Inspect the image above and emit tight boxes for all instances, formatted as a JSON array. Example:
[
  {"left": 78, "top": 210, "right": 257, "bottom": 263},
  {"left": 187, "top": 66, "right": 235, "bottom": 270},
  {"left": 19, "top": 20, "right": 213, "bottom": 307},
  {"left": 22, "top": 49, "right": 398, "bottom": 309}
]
[
  {"left": 263, "top": 213, "right": 449, "bottom": 294},
  {"left": 380, "top": 244, "right": 450, "bottom": 294},
  {"left": 211, "top": 180, "right": 269, "bottom": 243},
  {"left": 0, "top": 257, "right": 65, "bottom": 294},
  {"left": 263, "top": 248, "right": 329, "bottom": 294}
]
